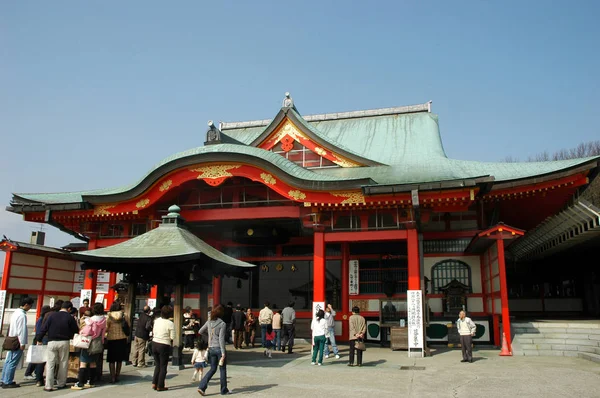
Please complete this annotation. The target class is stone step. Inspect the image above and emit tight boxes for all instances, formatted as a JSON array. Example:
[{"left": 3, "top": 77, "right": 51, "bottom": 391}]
[
  {"left": 578, "top": 352, "right": 600, "bottom": 364},
  {"left": 512, "top": 322, "right": 600, "bottom": 329}
]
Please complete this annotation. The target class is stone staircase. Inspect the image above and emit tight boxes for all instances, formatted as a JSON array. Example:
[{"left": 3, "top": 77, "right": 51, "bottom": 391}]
[{"left": 512, "top": 321, "right": 600, "bottom": 363}]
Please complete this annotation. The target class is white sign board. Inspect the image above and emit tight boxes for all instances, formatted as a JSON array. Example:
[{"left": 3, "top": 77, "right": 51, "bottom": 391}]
[
  {"left": 97, "top": 272, "right": 110, "bottom": 283},
  {"left": 95, "top": 294, "right": 105, "bottom": 304},
  {"left": 96, "top": 283, "right": 109, "bottom": 294},
  {"left": 80, "top": 289, "right": 92, "bottom": 308},
  {"left": 349, "top": 260, "right": 359, "bottom": 295},
  {"left": 312, "top": 301, "right": 325, "bottom": 319},
  {"left": 147, "top": 298, "right": 157, "bottom": 309},
  {"left": 0, "top": 290, "right": 6, "bottom": 331},
  {"left": 407, "top": 290, "right": 424, "bottom": 356}
]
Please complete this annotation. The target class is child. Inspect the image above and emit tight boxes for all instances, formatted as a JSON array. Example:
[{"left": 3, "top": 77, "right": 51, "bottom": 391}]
[
  {"left": 191, "top": 338, "right": 208, "bottom": 382},
  {"left": 264, "top": 325, "right": 275, "bottom": 358}
]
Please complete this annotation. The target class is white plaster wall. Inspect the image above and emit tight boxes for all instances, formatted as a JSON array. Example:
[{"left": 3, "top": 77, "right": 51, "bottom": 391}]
[
  {"left": 12, "top": 253, "right": 44, "bottom": 267},
  {"left": 467, "top": 297, "right": 483, "bottom": 313}
]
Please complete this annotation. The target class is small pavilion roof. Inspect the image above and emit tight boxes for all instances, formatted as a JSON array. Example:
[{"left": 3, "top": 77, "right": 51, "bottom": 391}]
[
  {"left": 464, "top": 223, "right": 525, "bottom": 254},
  {"left": 72, "top": 206, "right": 255, "bottom": 280}
]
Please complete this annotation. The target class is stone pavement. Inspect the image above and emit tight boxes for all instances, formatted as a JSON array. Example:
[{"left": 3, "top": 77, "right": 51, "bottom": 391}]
[{"left": 1, "top": 343, "right": 600, "bottom": 398}]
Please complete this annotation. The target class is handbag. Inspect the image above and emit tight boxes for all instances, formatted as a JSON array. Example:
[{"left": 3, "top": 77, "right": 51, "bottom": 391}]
[
  {"left": 73, "top": 333, "right": 91, "bottom": 349},
  {"left": 26, "top": 345, "right": 48, "bottom": 363},
  {"left": 121, "top": 316, "right": 131, "bottom": 336},
  {"left": 88, "top": 337, "right": 104, "bottom": 355},
  {"left": 2, "top": 325, "right": 21, "bottom": 351},
  {"left": 354, "top": 338, "right": 366, "bottom": 351}
]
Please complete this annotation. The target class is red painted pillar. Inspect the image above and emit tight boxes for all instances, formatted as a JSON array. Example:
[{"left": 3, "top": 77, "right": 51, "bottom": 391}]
[
  {"left": 36, "top": 257, "right": 49, "bottom": 319},
  {"left": 313, "top": 231, "right": 326, "bottom": 302},
  {"left": 150, "top": 285, "right": 158, "bottom": 300},
  {"left": 213, "top": 276, "right": 222, "bottom": 307},
  {"left": 1, "top": 250, "right": 12, "bottom": 290},
  {"left": 340, "top": 242, "right": 350, "bottom": 341},
  {"left": 407, "top": 229, "right": 421, "bottom": 290},
  {"left": 83, "top": 269, "right": 98, "bottom": 304},
  {"left": 106, "top": 272, "right": 117, "bottom": 310},
  {"left": 497, "top": 238, "right": 512, "bottom": 354}
]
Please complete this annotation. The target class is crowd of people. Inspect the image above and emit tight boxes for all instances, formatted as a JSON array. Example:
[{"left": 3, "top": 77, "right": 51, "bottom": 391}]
[{"left": 1, "top": 296, "right": 375, "bottom": 394}]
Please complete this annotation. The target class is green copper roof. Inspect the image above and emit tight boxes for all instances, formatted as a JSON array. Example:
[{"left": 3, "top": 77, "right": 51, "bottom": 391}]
[
  {"left": 10, "top": 103, "right": 600, "bottom": 206},
  {"left": 73, "top": 215, "right": 255, "bottom": 268}
]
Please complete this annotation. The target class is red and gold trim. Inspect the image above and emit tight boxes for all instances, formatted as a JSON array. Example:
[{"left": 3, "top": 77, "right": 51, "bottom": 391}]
[{"left": 258, "top": 119, "right": 363, "bottom": 168}]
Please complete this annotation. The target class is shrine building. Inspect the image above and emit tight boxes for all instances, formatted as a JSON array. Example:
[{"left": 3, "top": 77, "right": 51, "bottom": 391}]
[{"left": 2, "top": 94, "right": 599, "bottom": 354}]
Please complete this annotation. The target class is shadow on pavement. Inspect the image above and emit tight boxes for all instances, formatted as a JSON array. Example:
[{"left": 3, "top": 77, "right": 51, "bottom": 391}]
[{"left": 229, "top": 383, "right": 278, "bottom": 394}]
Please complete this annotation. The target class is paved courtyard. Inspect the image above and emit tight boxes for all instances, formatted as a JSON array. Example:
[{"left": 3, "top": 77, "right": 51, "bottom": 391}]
[{"left": 2, "top": 343, "right": 600, "bottom": 397}]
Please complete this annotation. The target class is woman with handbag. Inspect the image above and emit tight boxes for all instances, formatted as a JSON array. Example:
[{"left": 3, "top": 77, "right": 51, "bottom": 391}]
[
  {"left": 105, "top": 302, "right": 129, "bottom": 383},
  {"left": 152, "top": 306, "right": 175, "bottom": 392},
  {"left": 348, "top": 306, "right": 366, "bottom": 367},
  {"left": 71, "top": 303, "right": 106, "bottom": 390}
]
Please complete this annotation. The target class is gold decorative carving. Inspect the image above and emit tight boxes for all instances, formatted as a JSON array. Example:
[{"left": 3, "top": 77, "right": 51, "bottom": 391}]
[
  {"left": 288, "top": 189, "right": 307, "bottom": 200},
  {"left": 190, "top": 164, "right": 241, "bottom": 179},
  {"left": 136, "top": 198, "right": 150, "bottom": 208},
  {"left": 314, "top": 146, "right": 327, "bottom": 156},
  {"left": 273, "top": 120, "right": 305, "bottom": 143},
  {"left": 331, "top": 154, "right": 360, "bottom": 168},
  {"left": 332, "top": 191, "right": 365, "bottom": 204},
  {"left": 93, "top": 205, "right": 114, "bottom": 216},
  {"left": 260, "top": 173, "right": 276, "bottom": 185},
  {"left": 159, "top": 180, "right": 172, "bottom": 192}
]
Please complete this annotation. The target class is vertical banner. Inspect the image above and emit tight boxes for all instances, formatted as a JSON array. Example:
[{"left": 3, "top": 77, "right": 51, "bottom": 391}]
[
  {"left": 147, "top": 298, "right": 157, "bottom": 309},
  {"left": 407, "top": 290, "right": 424, "bottom": 357},
  {"left": 0, "top": 290, "right": 6, "bottom": 333},
  {"left": 312, "top": 301, "right": 325, "bottom": 319},
  {"left": 349, "top": 260, "right": 359, "bottom": 295},
  {"left": 80, "top": 289, "right": 92, "bottom": 308}
]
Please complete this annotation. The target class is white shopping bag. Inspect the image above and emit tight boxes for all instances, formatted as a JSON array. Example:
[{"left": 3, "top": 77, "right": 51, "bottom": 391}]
[{"left": 26, "top": 345, "right": 48, "bottom": 363}]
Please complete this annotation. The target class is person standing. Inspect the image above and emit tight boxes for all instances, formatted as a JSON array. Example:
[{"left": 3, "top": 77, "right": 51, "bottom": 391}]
[
  {"left": 132, "top": 306, "right": 152, "bottom": 367},
  {"left": 348, "top": 306, "right": 366, "bottom": 367},
  {"left": 258, "top": 301, "right": 273, "bottom": 348},
  {"left": 182, "top": 307, "right": 196, "bottom": 350},
  {"left": 457, "top": 310, "right": 477, "bottom": 363},
  {"left": 197, "top": 304, "right": 230, "bottom": 396},
  {"left": 152, "top": 306, "right": 175, "bottom": 392},
  {"left": 79, "top": 298, "right": 91, "bottom": 318},
  {"left": 222, "top": 302, "right": 234, "bottom": 344},
  {"left": 310, "top": 309, "right": 327, "bottom": 366},
  {"left": 244, "top": 308, "right": 257, "bottom": 348},
  {"left": 106, "top": 302, "right": 129, "bottom": 383},
  {"left": 272, "top": 310, "right": 282, "bottom": 352},
  {"left": 281, "top": 301, "right": 296, "bottom": 354},
  {"left": 231, "top": 304, "right": 246, "bottom": 349},
  {"left": 36, "top": 300, "right": 79, "bottom": 391},
  {"left": 28, "top": 305, "right": 52, "bottom": 387},
  {"left": 323, "top": 303, "right": 340, "bottom": 359},
  {"left": 1, "top": 297, "right": 33, "bottom": 389},
  {"left": 71, "top": 303, "right": 106, "bottom": 390}
]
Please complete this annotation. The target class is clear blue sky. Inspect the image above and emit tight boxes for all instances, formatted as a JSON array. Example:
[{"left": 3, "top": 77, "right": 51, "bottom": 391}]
[{"left": 1, "top": 1, "right": 599, "bottom": 265}]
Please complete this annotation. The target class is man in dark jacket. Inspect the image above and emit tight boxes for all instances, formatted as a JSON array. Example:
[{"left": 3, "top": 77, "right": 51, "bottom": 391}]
[
  {"left": 231, "top": 304, "right": 247, "bottom": 349},
  {"left": 131, "top": 306, "right": 152, "bottom": 367},
  {"left": 36, "top": 301, "right": 79, "bottom": 391},
  {"left": 222, "top": 302, "right": 234, "bottom": 343}
]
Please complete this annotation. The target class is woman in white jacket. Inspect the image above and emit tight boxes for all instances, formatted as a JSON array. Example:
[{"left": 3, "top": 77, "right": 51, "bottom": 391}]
[{"left": 310, "top": 309, "right": 327, "bottom": 366}]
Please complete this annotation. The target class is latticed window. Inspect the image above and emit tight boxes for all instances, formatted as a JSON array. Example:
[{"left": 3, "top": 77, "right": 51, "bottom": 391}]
[{"left": 431, "top": 260, "right": 472, "bottom": 293}]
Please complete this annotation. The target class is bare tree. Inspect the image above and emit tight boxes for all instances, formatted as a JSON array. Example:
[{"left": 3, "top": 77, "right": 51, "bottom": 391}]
[{"left": 502, "top": 140, "right": 600, "bottom": 206}]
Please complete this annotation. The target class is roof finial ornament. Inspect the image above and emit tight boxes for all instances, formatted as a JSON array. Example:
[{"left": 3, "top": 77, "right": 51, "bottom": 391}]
[
  {"left": 205, "top": 120, "right": 222, "bottom": 145},
  {"left": 282, "top": 92, "right": 294, "bottom": 108}
]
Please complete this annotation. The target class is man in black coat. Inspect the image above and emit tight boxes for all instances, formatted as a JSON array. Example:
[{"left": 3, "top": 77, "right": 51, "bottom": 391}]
[
  {"left": 131, "top": 306, "right": 152, "bottom": 367},
  {"left": 222, "top": 302, "right": 234, "bottom": 343},
  {"left": 231, "top": 304, "right": 247, "bottom": 349}
]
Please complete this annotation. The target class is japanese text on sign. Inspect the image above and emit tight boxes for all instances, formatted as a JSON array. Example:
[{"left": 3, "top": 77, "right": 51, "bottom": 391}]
[
  {"left": 349, "top": 260, "right": 359, "bottom": 295},
  {"left": 407, "top": 290, "right": 423, "bottom": 349}
]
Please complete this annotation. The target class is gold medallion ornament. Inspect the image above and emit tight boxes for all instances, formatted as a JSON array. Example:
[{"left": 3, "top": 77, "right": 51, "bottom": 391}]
[
  {"left": 159, "top": 180, "right": 173, "bottom": 192},
  {"left": 332, "top": 191, "right": 365, "bottom": 205},
  {"left": 276, "top": 264, "right": 284, "bottom": 272},
  {"left": 190, "top": 164, "right": 242, "bottom": 179},
  {"left": 260, "top": 173, "right": 277, "bottom": 185},
  {"left": 261, "top": 264, "right": 269, "bottom": 272},
  {"left": 288, "top": 189, "right": 307, "bottom": 200},
  {"left": 93, "top": 205, "right": 115, "bottom": 216},
  {"left": 291, "top": 264, "right": 298, "bottom": 272},
  {"left": 136, "top": 198, "right": 150, "bottom": 208}
]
